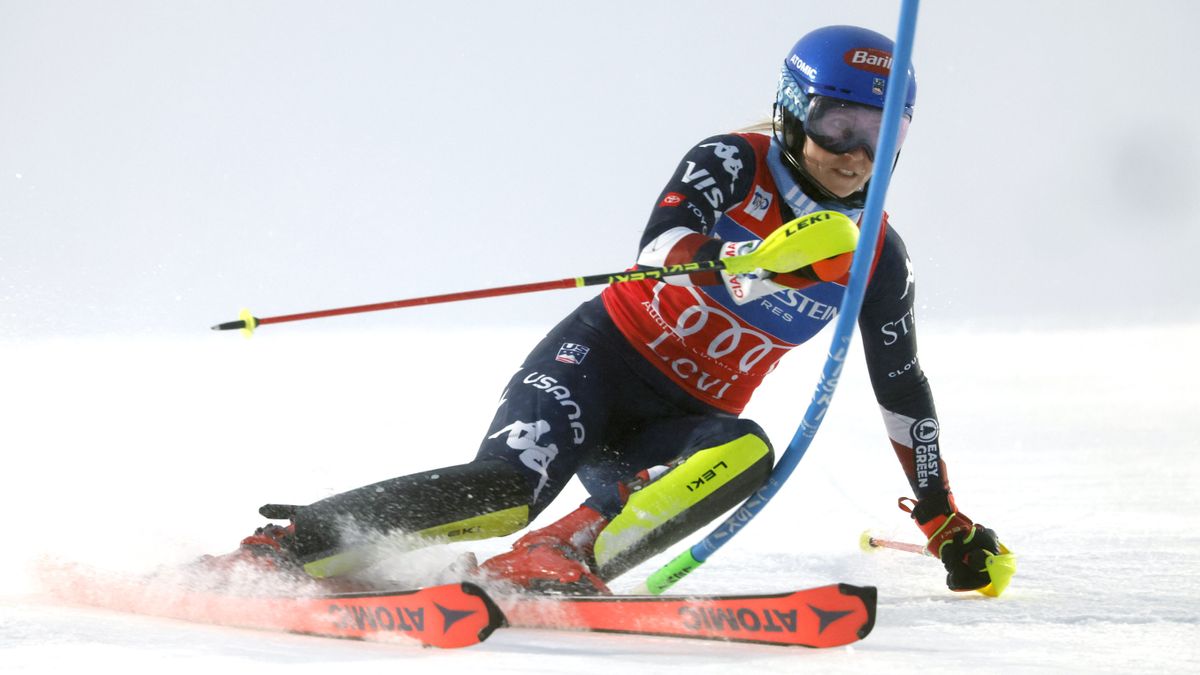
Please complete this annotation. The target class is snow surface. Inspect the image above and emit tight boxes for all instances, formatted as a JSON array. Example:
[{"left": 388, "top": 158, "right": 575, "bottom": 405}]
[{"left": 2, "top": 323, "right": 1198, "bottom": 673}]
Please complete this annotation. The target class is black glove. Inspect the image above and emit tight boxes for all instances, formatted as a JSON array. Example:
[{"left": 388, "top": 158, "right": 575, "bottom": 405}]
[
  {"left": 903, "top": 491, "right": 1006, "bottom": 592},
  {"left": 936, "top": 523, "right": 1002, "bottom": 591}
]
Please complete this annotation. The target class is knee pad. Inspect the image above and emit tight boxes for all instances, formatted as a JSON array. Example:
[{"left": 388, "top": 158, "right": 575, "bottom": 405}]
[{"left": 592, "top": 425, "right": 774, "bottom": 581}]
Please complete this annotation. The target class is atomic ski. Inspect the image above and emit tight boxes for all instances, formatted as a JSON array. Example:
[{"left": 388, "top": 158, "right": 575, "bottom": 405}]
[
  {"left": 44, "top": 563, "right": 875, "bottom": 649},
  {"left": 42, "top": 565, "right": 505, "bottom": 649},
  {"left": 498, "top": 583, "right": 876, "bottom": 648}
]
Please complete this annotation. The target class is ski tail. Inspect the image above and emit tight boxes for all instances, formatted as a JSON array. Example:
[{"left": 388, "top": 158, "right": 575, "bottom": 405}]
[{"left": 499, "top": 583, "right": 876, "bottom": 648}]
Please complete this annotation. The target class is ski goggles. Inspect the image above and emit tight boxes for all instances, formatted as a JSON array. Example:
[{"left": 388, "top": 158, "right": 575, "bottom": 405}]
[{"left": 803, "top": 95, "right": 911, "bottom": 161}]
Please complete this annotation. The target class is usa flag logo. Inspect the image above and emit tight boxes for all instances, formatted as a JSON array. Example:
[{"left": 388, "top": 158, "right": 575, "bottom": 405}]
[{"left": 555, "top": 343, "right": 590, "bottom": 365}]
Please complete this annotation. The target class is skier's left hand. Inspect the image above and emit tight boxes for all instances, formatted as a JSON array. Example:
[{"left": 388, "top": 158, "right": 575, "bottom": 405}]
[
  {"left": 902, "top": 491, "right": 1006, "bottom": 592},
  {"left": 934, "top": 521, "right": 1003, "bottom": 591}
]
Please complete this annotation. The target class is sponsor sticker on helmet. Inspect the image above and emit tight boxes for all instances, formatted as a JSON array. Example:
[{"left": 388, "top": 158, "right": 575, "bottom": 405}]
[
  {"left": 844, "top": 48, "right": 893, "bottom": 76},
  {"left": 788, "top": 54, "right": 817, "bottom": 80}
]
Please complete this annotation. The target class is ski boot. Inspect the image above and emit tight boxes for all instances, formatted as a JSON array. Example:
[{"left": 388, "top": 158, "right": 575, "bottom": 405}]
[
  {"left": 194, "top": 522, "right": 306, "bottom": 580},
  {"left": 479, "top": 505, "right": 611, "bottom": 595}
]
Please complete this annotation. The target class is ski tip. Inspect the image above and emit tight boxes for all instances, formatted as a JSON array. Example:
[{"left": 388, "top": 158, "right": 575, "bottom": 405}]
[
  {"left": 459, "top": 581, "right": 509, "bottom": 641},
  {"left": 837, "top": 583, "right": 878, "bottom": 639}
]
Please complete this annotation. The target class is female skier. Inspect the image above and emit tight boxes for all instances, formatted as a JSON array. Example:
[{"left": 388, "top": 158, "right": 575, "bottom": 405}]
[{"left": 225, "top": 25, "right": 1005, "bottom": 595}]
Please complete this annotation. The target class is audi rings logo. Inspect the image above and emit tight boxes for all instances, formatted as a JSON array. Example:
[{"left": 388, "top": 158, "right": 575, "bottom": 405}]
[
  {"left": 911, "top": 418, "right": 939, "bottom": 444},
  {"left": 649, "top": 282, "right": 787, "bottom": 373}
]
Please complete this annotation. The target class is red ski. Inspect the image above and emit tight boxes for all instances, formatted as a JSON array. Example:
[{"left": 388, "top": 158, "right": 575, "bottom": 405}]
[
  {"left": 43, "top": 564, "right": 874, "bottom": 649},
  {"left": 498, "top": 583, "right": 876, "bottom": 647},
  {"left": 42, "top": 565, "right": 505, "bottom": 649}
]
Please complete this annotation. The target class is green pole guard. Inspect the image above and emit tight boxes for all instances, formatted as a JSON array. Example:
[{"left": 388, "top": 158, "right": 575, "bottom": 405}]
[{"left": 644, "top": 549, "right": 705, "bottom": 595}]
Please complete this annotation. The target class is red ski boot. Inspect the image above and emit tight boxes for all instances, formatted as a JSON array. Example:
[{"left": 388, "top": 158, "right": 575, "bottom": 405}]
[
  {"left": 196, "top": 523, "right": 304, "bottom": 577},
  {"left": 479, "top": 505, "right": 610, "bottom": 595},
  {"left": 239, "top": 523, "right": 298, "bottom": 562}
]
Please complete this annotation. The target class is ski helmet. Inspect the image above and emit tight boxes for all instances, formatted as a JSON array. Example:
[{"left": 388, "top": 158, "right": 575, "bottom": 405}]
[{"left": 773, "top": 25, "right": 917, "bottom": 206}]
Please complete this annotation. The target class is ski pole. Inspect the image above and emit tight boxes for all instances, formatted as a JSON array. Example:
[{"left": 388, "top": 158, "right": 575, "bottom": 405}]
[
  {"left": 637, "top": 0, "right": 921, "bottom": 596},
  {"left": 210, "top": 210, "right": 857, "bottom": 336},
  {"left": 859, "top": 531, "right": 927, "bottom": 555},
  {"left": 859, "top": 530, "right": 1018, "bottom": 598},
  {"left": 210, "top": 262, "right": 724, "bottom": 336}
]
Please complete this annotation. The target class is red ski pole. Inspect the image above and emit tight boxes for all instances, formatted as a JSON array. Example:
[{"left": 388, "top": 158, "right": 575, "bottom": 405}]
[
  {"left": 210, "top": 210, "right": 860, "bottom": 335},
  {"left": 860, "top": 531, "right": 929, "bottom": 555},
  {"left": 210, "top": 262, "right": 723, "bottom": 336}
]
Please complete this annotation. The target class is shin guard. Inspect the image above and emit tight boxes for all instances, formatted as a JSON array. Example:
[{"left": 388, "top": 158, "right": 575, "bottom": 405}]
[{"left": 593, "top": 432, "right": 773, "bottom": 580}]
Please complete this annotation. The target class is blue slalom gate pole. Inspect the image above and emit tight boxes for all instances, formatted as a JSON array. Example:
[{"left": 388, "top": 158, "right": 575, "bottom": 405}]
[{"left": 642, "top": 0, "right": 922, "bottom": 594}]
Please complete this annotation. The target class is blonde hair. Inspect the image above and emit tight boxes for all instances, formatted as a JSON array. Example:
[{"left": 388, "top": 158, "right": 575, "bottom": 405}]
[{"left": 738, "top": 117, "right": 775, "bottom": 135}]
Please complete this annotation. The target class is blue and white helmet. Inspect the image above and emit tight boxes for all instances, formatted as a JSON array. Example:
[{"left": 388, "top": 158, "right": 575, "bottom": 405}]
[{"left": 778, "top": 25, "right": 916, "bottom": 116}]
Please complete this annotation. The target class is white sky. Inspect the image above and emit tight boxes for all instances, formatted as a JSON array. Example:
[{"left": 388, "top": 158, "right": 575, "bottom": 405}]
[{"left": 2, "top": 1, "right": 1199, "bottom": 339}]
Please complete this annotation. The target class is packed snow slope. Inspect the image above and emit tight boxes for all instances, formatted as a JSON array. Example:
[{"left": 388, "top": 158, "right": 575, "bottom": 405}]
[{"left": 2, "top": 322, "right": 1197, "bottom": 673}]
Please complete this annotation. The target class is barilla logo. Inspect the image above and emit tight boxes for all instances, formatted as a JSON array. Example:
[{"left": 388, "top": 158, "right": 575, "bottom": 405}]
[
  {"left": 788, "top": 54, "right": 817, "bottom": 80},
  {"left": 845, "top": 48, "right": 892, "bottom": 75}
]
